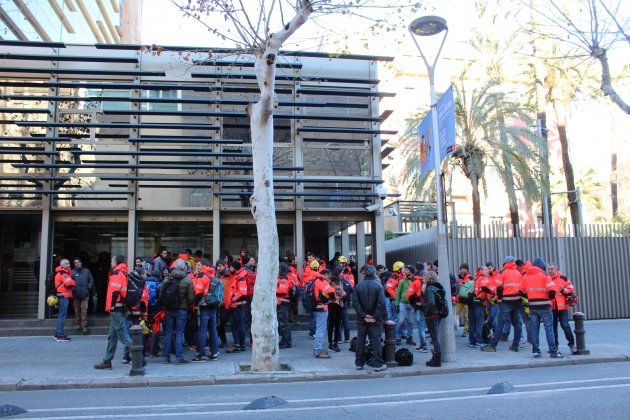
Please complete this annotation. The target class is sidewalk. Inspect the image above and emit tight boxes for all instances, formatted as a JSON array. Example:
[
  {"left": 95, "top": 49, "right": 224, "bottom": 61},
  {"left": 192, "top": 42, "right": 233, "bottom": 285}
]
[{"left": 0, "top": 319, "right": 628, "bottom": 391}]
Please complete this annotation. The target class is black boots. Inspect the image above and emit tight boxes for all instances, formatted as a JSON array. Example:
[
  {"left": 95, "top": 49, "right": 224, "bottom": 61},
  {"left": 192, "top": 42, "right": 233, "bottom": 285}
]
[{"left": 426, "top": 351, "right": 441, "bottom": 367}]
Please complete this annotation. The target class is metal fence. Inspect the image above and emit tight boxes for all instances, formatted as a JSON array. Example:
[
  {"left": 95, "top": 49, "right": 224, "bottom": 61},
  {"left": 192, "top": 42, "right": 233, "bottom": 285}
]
[{"left": 385, "top": 224, "right": 630, "bottom": 320}]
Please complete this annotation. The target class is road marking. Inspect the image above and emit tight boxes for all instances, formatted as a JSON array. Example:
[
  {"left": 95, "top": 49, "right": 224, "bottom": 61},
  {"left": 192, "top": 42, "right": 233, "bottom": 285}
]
[{"left": 19, "top": 380, "right": 630, "bottom": 418}]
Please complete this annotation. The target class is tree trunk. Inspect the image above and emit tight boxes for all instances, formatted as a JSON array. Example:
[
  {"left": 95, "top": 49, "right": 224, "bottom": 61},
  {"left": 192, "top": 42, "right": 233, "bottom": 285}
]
[
  {"left": 595, "top": 47, "right": 630, "bottom": 115},
  {"left": 609, "top": 98, "right": 618, "bottom": 219},
  {"left": 249, "top": 51, "right": 280, "bottom": 372},
  {"left": 498, "top": 113, "right": 520, "bottom": 235},
  {"left": 551, "top": 100, "right": 580, "bottom": 225},
  {"left": 470, "top": 173, "right": 482, "bottom": 236},
  {"left": 247, "top": 1, "right": 312, "bottom": 372}
]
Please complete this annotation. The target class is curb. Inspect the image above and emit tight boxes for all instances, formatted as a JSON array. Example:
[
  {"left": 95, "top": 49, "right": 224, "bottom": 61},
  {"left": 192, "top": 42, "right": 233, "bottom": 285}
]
[{"left": 0, "top": 354, "right": 628, "bottom": 392}]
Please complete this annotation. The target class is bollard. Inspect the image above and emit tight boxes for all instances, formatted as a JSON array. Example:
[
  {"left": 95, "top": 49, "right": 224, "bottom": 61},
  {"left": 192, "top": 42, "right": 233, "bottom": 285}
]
[
  {"left": 129, "top": 325, "right": 145, "bottom": 376},
  {"left": 383, "top": 320, "right": 398, "bottom": 367},
  {"left": 572, "top": 312, "right": 590, "bottom": 355}
]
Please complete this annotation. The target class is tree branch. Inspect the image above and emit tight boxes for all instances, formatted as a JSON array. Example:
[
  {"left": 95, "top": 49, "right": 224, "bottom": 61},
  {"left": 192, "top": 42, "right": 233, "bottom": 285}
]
[{"left": 595, "top": 48, "right": 630, "bottom": 114}]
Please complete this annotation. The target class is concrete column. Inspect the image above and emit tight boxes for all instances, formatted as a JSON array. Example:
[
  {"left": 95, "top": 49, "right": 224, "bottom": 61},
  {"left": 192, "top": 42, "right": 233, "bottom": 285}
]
[
  {"left": 295, "top": 210, "right": 304, "bottom": 281},
  {"left": 127, "top": 67, "right": 141, "bottom": 264},
  {"left": 328, "top": 235, "right": 336, "bottom": 260},
  {"left": 373, "top": 212, "right": 386, "bottom": 266},
  {"left": 213, "top": 208, "right": 221, "bottom": 263},
  {"left": 38, "top": 68, "right": 59, "bottom": 319},
  {"left": 356, "top": 222, "right": 366, "bottom": 279},
  {"left": 341, "top": 228, "right": 350, "bottom": 258}
]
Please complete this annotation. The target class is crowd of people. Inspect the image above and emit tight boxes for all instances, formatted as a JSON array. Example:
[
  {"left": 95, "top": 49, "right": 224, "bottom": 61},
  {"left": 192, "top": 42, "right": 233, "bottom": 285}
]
[{"left": 48, "top": 246, "right": 577, "bottom": 370}]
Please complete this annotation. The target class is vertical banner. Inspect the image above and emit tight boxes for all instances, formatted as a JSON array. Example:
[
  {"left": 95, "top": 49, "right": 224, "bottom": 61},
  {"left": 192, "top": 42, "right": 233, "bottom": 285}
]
[{"left": 418, "top": 85, "right": 456, "bottom": 179}]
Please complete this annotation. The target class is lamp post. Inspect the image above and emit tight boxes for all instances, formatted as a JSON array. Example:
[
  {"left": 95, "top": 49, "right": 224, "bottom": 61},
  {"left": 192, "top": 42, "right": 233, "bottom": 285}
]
[{"left": 409, "top": 15, "right": 455, "bottom": 362}]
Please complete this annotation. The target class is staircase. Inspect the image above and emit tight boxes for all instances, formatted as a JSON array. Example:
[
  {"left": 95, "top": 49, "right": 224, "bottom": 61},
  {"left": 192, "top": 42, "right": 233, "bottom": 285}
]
[{"left": 0, "top": 316, "right": 111, "bottom": 337}]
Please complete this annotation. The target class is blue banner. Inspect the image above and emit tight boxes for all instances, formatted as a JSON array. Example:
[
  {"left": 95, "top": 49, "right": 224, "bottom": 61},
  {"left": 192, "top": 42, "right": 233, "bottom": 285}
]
[{"left": 418, "top": 85, "right": 456, "bottom": 180}]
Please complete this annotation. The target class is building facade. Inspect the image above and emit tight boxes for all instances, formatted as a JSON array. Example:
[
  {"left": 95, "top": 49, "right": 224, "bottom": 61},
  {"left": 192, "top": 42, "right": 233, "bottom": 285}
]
[{"left": 0, "top": 41, "right": 395, "bottom": 318}]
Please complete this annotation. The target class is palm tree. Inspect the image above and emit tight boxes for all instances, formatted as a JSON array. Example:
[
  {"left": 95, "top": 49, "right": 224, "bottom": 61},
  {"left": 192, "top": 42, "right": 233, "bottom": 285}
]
[{"left": 398, "top": 74, "right": 541, "bottom": 230}]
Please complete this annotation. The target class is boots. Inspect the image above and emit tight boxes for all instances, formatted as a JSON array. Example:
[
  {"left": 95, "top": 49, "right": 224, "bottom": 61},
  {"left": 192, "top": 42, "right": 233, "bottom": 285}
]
[{"left": 426, "top": 351, "right": 441, "bottom": 367}]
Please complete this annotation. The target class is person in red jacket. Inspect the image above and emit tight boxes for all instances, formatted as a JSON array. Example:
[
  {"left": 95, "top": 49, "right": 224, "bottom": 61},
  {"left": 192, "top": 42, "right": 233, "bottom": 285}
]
[
  {"left": 520, "top": 257, "right": 563, "bottom": 359},
  {"left": 123, "top": 267, "right": 148, "bottom": 363},
  {"left": 53, "top": 259, "right": 75, "bottom": 341},
  {"left": 484, "top": 262, "right": 501, "bottom": 339},
  {"left": 549, "top": 263, "right": 576, "bottom": 354},
  {"left": 215, "top": 260, "right": 231, "bottom": 349},
  {"left": 276, "top": 262, "right": 294, "bottom": 349},
  {"left": 482, "top": 256, "right": 523, "bottom": 353},
  {"left": 227, "top": 261, "right": 248, "bottom": 353},
  {"left": 385, "top": 262, "right": 404, "bottom": 323},
  {"left": 313, "top": 269, "right": 336, "bottom": 359},
  {"left": 469, "top": 266, "right": 492, "bottom": 347},
  {"left": 95, "top": 255, "right": 132, "bottom": 370},
  {"left": 338, "top": 256, "right": 355, "bottom": 287}
]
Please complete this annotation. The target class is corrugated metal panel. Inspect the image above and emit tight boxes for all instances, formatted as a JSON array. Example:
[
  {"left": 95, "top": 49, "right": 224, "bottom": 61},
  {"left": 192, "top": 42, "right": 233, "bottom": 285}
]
[{"left": 386, "top": 224, "right": 630, "bottom": 320}]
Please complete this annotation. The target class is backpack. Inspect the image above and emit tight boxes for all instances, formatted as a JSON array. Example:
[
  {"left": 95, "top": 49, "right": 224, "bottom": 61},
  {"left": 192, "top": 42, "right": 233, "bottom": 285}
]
[
  {"left": 458, "top": 280, "right": 475, "bottom": 304},
  {"left": 244, "top": 270, "right": 256, "bottom": 300},
  {"left": 160, "top": 276, "right": 180, "bottom": 310},
  {"left": 395, "top": 348, "right": 413, "bottom": 366},
  {"left": 46, "top": 271, "right": 57, "bottom": 295},
  {"left": 146, "top": 278, "right": 159, "bottom": 307},
  {"left": 301, "top": 279, "right": 317, "bottom": 312},
  {"left": 450, "top": 273, "right": 460, "bottom": 297},
  {"left": 199, "top": 276, "right": 224, "bottom": 307},
  {"left": 435, "top": 288, "right": 449, "bottom": 318},
  {"left": 123, "top": 271, "right": 145, "bottom": 308}
]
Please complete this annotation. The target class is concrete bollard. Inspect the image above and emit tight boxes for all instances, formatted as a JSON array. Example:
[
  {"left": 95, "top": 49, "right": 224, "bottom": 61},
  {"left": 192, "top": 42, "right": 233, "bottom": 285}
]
[
  {"left": 572, "top": 312, "right": 590, "bottom": 355},
  {"left": 129, "top": 325, "right": 145, "bottom": 376},
  {"left": 383, "top": 320, "right": 398, "bottom": 367}
]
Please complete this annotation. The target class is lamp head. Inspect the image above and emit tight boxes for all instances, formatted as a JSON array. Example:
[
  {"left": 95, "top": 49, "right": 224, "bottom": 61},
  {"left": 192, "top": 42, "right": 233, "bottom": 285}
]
[{"left": 409, "top": 15, "right": 447, "bottom": 36}]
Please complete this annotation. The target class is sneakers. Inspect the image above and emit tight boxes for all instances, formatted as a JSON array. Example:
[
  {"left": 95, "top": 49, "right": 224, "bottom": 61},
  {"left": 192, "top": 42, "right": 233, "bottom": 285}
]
[
  {"left": 162, "top": 358, "right": 171, "bottom": 364},
  {"left": 461, "top": 331, "right": 468, "bottom": 337},
  {"left": 344, "top": 338, "right": 350, "bottom": 343},
  {"left": 176, "top": 358, "right": 190, "bottom": 364},
  {"left": 519, "top": 341, "right": 532, "bottom": 348},
  {"left": 94, "top": 360, "right": 112, "bottom": 370},
  {"left": 149, "top": 354, "right": 159, "bottom": 358},
  {"left": 481, "top": 345, "right": 496, "bottom": 352},
  {"left": 191, "top": 355, "right": 208, "bottom": 363},
  {"left": 55, "top": 335, "right": 71, "bottom": 341},
  {"left": 308, "top": 334, "right": 315, "bottom": 340},
  {"left": 395, "top": 339, "right": 402, "bottom": 345},
  {"left": 569, "top": 344, "right": 576, "bottom": 354},
  {"left": 373, "top": 364, "right": 388, "bottom": 372},
  {"left": 551, "top": 352, "right": 564, "bottom": 359},
  {"left": 405, "top": 337, "right": 416, "bottom": 346},
  {"left": 279, "top": 343, "right": 292, "bottom": 349},
  {"left": 467, "top": 343, "right": 478, "bottom": 348},
  {"left": 355, "top": 365, "right": 364, "bottom": 370},
  {"left": 226, "top": 345, "right": 243, "bottom": 353},
  {"left": 333, "top": 344, "right": 341, "bottom": 352},
  {"left": 122, "top": 356, "right": 131, "bottom": 364},
  {"left": 82, "top": 327, "right": 89, "bottom": 335},
  {"left": 210, "top": 353, "right": 219, "bottom": 361},
  {"left": 509, "top": 345, "right": 519, "bottom": 352},
  {"left": 315, "top": 350, "right": 331, "bottom": 359},
  {"left": 416, "top": 345, "right": 428, "bottom": 353},
  {"left": 533, "top": 352, "right": 542, "bottom": 359}
]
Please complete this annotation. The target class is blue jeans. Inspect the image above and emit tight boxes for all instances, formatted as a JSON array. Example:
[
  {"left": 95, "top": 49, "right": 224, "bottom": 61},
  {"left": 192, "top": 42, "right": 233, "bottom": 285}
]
[
  {"left": 487, "top": 304, "right": 499, "bottom": 335},
  {"left": 123, "top": 316, "right": 133, "bottom": 360},
  {"left": 530, "top": 307, "right": 557, "bottom": 355},
  {"left": 385, "top": 298, "right": 396, "bottom": 321},
  {"left": 468, "top": 304, "right": 485, "bottom": 345},
  {"left": 395, "top": 303, "right": 416, "bottom": 341},
  {"left": 198, "top": 308, "right": 219, "bottom": 356},
  {"left": 104, "top": 310, "right": 132, "bottom": 362},
  {"left": 313, "top": 310, "right": 328, "bottom": 354},
  {"left": 55, "top": 297, "right": 69, "bottom": 337},
  {"left": 414, "top": 309, "right": 428, "bottom": 346},
  {"left": 309, "top": 312, "right": 316, "bottom": 337},
  {"left": 163, "top": 309, "right": 187, "bottom": 361},
  {"left": 553, "top": 309, "right": 575, "bottom": 347},
  {"left": 521, "top": 306, "right": 532, "bottom": 343},
  {"left": 490, "top": 301, "right": 522, "bottom": 347},
  {"left": 229, "top": 305, "right": 246, "bottom": 348}
]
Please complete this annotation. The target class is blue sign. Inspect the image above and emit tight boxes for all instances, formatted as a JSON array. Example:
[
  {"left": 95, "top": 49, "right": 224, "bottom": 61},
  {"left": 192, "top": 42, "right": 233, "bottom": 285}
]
[{"left": 418, "top": 85, "right": 456, "bottom": 180}]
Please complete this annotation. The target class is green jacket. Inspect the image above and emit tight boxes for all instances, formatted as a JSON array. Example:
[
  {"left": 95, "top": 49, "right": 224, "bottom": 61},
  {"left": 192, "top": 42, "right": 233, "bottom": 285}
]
[{"left": 395, "top": 277, "right": 411, "bottom": 305}]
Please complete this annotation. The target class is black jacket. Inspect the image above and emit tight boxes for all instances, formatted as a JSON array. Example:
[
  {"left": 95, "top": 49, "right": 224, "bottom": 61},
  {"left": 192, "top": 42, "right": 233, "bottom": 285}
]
[
  {"left": 71, "top": 267, "right": 94, "bottom": 299},
  {"left": 351, "top": 275, "right": 386, "bottom": 321},
  {"left": 423, "top": 281, "right": 446, "bottom": 317}
]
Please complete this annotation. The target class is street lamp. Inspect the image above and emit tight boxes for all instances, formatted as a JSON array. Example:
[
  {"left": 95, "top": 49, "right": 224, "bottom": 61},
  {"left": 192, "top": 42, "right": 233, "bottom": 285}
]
[{"left": 409, "top": 15, "right": 455, "bottom": 363}]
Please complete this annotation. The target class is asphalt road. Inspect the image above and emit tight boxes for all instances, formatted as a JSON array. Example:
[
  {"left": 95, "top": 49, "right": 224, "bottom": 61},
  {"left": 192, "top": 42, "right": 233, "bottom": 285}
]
[{"left": 2, "top": 361, "right": 630, "bottom": 419}]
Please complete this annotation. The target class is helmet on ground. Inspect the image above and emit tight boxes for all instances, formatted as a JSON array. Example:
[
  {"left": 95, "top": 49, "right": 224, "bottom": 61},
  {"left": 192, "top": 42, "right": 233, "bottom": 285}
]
[
  {"left": 47, "top": 295, "right": 58, "bottom": 307},
  {"left": 310, "top": 260, "right": 320, "bottom": 270},
  {"left": 565, "top": 294, "right": 579, "bottom": 307},
  {"left": 338, "top": 256, "right": 348, "bottom": 264},
  {"left": 393, "top": 261, "right": 404, "bottom": 272}
]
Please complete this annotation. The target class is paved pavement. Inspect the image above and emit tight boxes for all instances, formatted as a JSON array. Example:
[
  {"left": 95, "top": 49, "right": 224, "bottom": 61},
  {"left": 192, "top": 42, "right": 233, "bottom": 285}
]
[{"left": 0, "top": 318, "right": 628, "bottom": 391}]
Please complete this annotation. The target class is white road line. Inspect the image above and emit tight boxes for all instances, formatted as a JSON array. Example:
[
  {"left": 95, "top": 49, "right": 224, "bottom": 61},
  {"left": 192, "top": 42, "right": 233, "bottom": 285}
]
[{"left": 18, "top": 381, "right": 630, "bottom": 419}]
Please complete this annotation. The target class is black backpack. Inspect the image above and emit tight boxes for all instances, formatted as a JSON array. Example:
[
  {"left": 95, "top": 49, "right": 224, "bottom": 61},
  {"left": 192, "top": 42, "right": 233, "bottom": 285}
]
[
  {"left": 301, "top": 279, "right": 317, "bottom": 311},
  {"left": 46, "top": 271, "right": 57, "bottom": 295},
  {"left": 123, "top": 271, "right": 145, "bottom": 308},
  {"left": 435, "top": 288, "right": 450, "bottom": 319},
  {"left": 450, "top": 273, "right": 460, "bottom": 297},
  {"left": 395, "top": 348, "right": 414, "bottom": 366},
  {"left": 160, "top": 277, "right": 180, "bottom": 310}
]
